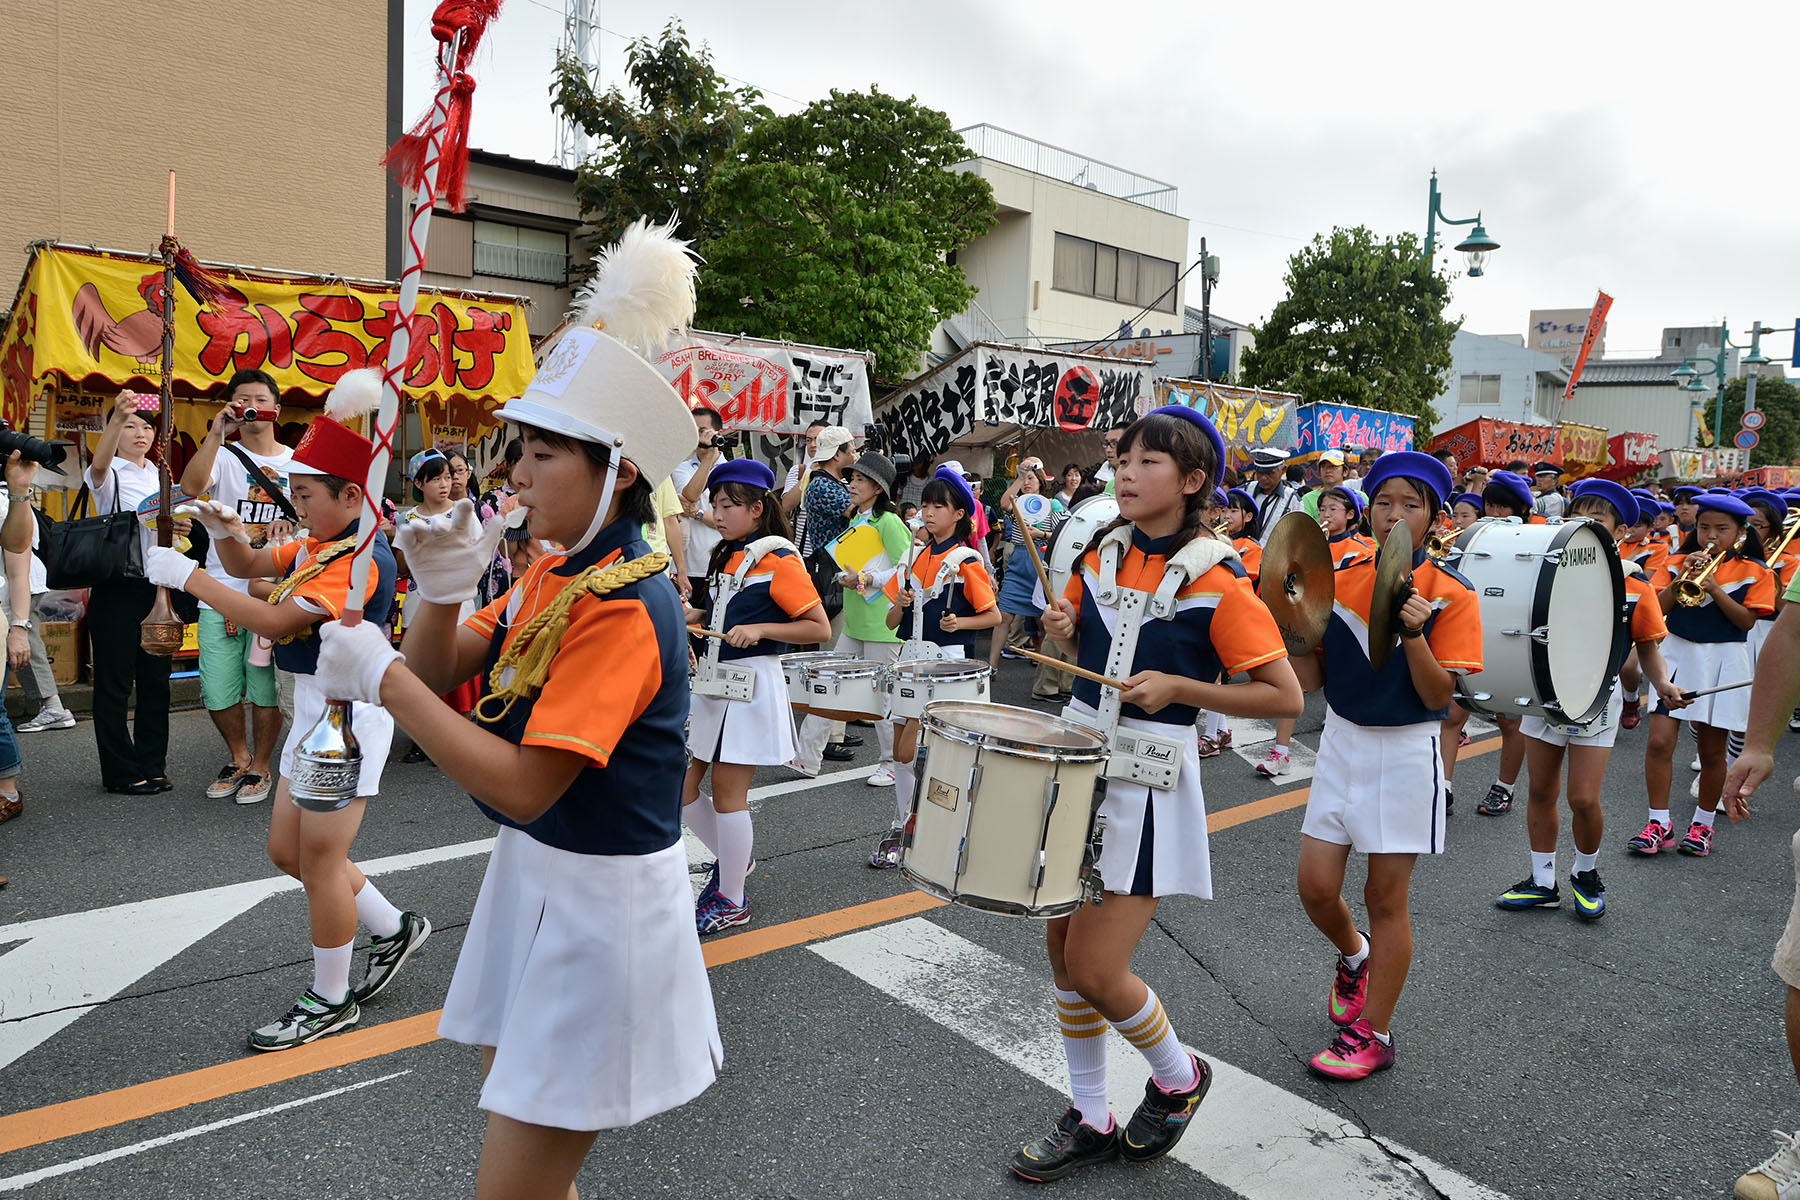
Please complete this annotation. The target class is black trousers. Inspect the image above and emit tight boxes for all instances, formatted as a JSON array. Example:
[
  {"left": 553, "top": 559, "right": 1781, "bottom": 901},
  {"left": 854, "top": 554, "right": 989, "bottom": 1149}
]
[{"left": 87, "top": 579, "right": 171, "bottom": 788}]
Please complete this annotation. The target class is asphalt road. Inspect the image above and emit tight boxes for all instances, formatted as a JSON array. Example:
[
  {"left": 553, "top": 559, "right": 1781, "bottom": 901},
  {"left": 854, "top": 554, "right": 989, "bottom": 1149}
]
[{"left": 1, "top": 662, "right": 1797, "bottom": 1200}]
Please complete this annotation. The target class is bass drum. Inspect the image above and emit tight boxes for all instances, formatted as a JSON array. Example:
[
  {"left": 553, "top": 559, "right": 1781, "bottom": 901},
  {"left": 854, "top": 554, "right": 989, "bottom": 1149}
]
[
  {"left": 1046, "top": 493, "right": 1119, "bottom": 606},
  {"left": 1444, "top": 517, "right": 1628, "bottom": 725}
]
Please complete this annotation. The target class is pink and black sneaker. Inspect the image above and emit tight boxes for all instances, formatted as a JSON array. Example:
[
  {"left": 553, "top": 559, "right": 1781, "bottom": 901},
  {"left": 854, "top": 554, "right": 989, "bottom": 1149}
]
[
  {"left": 1678, "top": 822, "right": 1714, "bottom": 857},
  {"left": 1625, "top": 819, "right": 1675, "bottom": 855},
  {"left": 1328, "top": 947, "right": 1369, "bottom": 1026},
  {"left": 1308, "top": 1018, "right": 1395, "bottom": 1081}
]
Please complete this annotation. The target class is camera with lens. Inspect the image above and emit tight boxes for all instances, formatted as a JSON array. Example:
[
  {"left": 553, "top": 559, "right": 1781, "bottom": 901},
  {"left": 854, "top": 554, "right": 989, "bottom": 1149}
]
[
  {"left": 0, "top": 430, "right": 70, "bottom": 469},
  {"left": 224, "top": 408, "right": 267, "bottom": 425}
]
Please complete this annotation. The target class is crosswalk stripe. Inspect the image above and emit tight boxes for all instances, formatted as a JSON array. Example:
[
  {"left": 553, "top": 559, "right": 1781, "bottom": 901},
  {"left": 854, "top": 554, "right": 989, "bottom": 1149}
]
[{"left": 813, "top": 917, "right": 1507, "bottom": 1200}]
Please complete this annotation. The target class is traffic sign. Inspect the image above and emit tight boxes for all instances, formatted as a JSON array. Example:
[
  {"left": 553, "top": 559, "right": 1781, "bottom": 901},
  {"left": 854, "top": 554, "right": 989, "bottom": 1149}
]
[
  {"left": 1743, "top": 409, "right": 1767, "bottom": 431},
  {"left": 1736, "top": 429, "right": 1760, "bottom": 450}
]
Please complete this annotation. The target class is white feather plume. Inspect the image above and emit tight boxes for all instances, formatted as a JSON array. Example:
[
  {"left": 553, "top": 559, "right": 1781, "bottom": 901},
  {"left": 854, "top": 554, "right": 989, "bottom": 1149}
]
[
  {"left": 324, "top": 368, "right": 383, "bottom": 422},
  {"left": 570, "top": 216, "right": 698, "bottom": 353}
]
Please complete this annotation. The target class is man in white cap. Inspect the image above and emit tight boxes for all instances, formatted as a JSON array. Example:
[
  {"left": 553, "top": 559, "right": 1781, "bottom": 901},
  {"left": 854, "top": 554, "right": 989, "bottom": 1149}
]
[
  {"left": 1249, "top": 447, "right": 1304, "bottom": 543},
  {"left": 1302, "top": 449, "right": 1349, "bottom": 519},
  {"left": 1532, "top": 462, "right": 1567, "bottom": 520}
]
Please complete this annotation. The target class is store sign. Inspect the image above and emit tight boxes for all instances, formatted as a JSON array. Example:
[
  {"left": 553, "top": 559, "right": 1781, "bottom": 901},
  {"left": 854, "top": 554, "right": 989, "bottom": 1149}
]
[{"left": 653, "top": 333, "right": 873, "bottom": 435}]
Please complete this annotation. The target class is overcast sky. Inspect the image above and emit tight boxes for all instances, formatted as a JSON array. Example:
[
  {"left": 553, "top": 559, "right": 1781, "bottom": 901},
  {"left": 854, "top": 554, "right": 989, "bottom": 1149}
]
[{"left": 405, "top": 0, "right": 1800, "bottom": 366}]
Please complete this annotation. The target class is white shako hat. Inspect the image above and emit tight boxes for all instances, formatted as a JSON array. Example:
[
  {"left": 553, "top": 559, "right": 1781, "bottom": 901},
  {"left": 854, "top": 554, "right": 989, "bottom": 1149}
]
[{"left": 494, "top": 216, "right": 699, "bottom": 555}]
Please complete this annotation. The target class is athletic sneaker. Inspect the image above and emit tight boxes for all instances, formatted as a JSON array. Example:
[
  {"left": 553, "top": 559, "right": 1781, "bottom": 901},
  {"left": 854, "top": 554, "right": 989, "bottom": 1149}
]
[
  {"left": 1458, "top": 730, "right": 1471, "bottom": 746},
  {"left": 1010, "top": 1107, "right": 1118, "bottom": 1183},
  {"left": 867, "top": 765, "right": 897, "bottom": 787},
  {"left": 1120, "top": 1053, "right": 1212, "bottom": 1162},
  {"left": 1691, "top": 755, "right": 1703, "bottom": 772},
  {"left": 1329, "top": 947, "right": 1369, "bottom": 1025},
  {"left": 1691, "top": 774, "right": 1702, "bottom": 799},
  {"left": 1790, "top": 709, "right": 1800, "bottom": 734},
  {"left": 1001, "top": 646, "right": 1024, "bottom": 660},
  {"left": 235, "top": 773, "right": 272, "bottom": 805},
  {"left": 696, "top": 891, "right": 750, "bottom": 935},
  {"left": 247, "top": 989, "right": 360, "bottom": 1051},
  {"left": 869, "top": 825, "right": 904, "bottom": 869},
  {"left": 15, "top": 705, "right": 75, "bottom": 733},
  {"left": 1195, "top": 735, "right": 1221, "bottom": 758},
  {"left": 1735, "top": 1129, "right": 1800, "bottom": 1200},
  {"left": 1496, "top": 879, "right": 1560, "bottom": 910},
  {"left": 1215, "top": 730, "right": 1233, "bottom": 751},
  {"left": 355, "top": 911, "right": 432, "bottom": 1003},
  {"left": 1308, "top": 1018, "right": 1395, "bottom": 1081},
  {"left": 1679, "top": 822, "right": 1715, "bottom": 856},
  {"left": 1626, "top": 819, "right": 1675, "bottom": 855},
  {"left": 1445, "top": 787, "right": 1455, "bottom": 817},
  {"left": 1254, "top": 748, "right": 1291, "bottom": 777},
  {"left": 1568, "top": 869, "right": 1606, "bottom": 920},
  {"left": 1620, "top": 698, "right": 1642, "bottom": 730},
  {"left": 206, "top": 763, "right": 248, "bottom": 800},
  {"left": 1477, "top": 783, "right": 1514, "bottom": 815}
]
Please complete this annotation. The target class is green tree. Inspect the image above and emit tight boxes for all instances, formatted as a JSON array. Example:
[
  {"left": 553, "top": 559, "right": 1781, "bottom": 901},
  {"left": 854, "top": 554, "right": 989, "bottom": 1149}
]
[
  {"left": 1240, "top": 226, "right": 1459, "bottom": 439},
  {"left": 550, "top": 21, "right": 768, "bottom": 255},
  {"left": 697, "top": 88, "right": 996, "bottom": 382},
  {"left": 1718, "top": 375, "right": 1800, "bottom": 467}
]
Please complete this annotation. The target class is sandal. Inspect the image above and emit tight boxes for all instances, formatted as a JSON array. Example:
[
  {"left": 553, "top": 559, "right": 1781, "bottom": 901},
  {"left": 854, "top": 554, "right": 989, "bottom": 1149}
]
[
  {"left": 1196, "top": 735, "right": 1221, "bottom": 759},
  {"left": 0, "top": 790, "right": 19, "bottom": 825},
  {"left": 1216, "top": 730, "right": 1233, "bottom": 751}
]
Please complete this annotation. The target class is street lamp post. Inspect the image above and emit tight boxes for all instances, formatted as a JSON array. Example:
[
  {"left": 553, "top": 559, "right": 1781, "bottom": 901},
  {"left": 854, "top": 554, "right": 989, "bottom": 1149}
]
[
  {"left": 1199, "top": 237, "right": 1221, "bottom": 382},
  {"left": 1423, "top": 169, "right": 1501, "bottom": 275},
  {"left": 1672, "top": 319, "right": 1750, "bottom": 450}
]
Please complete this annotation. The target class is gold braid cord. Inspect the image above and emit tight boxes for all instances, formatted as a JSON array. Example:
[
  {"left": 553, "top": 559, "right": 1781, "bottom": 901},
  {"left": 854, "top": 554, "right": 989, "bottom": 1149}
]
[
  {"left": 264, "top": 535, "right": 359, "bottom": 645},
  {"left": 475, "top": 552, "right": 670, "bottom": 725}
]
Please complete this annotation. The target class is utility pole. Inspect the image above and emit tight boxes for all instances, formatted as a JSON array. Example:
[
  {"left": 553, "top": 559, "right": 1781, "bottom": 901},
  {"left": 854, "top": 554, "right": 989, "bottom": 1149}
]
[{"left": 1199, "top": 237, "right": 1211, "bottom": 382}]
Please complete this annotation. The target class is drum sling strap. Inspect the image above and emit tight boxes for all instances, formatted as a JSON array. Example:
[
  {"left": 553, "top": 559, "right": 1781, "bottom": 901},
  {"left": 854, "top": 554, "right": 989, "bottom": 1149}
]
[
  {"left": 898, "top": 543, "right": 981, "bottom": 663},
  {"left": 697, "top": 536, "right": 799, "bottom": 701},
  {"left": 1090, "top": 527, "right": 1238, "bottom": 791}
]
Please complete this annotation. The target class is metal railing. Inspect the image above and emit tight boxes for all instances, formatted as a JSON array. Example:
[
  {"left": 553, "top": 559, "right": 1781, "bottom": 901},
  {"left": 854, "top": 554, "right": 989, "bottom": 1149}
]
[
  {"left": 956, "top": 123, "right": 1179, "bottom": 214},
  {"left": 473, "top": 241, "right": 568, "bottom": 285},
  {"left": 943, "top": 297, "right": 1014, "bottom": 348}
]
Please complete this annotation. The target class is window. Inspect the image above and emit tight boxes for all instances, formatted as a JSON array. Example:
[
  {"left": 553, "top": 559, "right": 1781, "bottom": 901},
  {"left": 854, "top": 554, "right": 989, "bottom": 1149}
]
[
  {"left": 472, "top": 220, "right": 569, "bottom": 284},
  {"left": 1459, "top": 373, "right": 1502, "bottom": 406},
  {"left": 1050, "top": 233, "right": 1176, "bottom": 313}
]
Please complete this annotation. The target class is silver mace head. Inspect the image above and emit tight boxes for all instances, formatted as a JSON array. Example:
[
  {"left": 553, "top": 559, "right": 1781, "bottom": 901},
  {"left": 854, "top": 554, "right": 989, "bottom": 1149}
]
[{"left": 288, "top": 698, "right": 362, "bottom": 812}]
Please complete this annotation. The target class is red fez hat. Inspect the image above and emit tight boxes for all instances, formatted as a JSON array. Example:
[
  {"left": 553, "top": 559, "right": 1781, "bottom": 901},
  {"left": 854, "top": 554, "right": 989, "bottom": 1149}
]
[{"left": 288, "top": 417, "right": 374, "bottom": 483}]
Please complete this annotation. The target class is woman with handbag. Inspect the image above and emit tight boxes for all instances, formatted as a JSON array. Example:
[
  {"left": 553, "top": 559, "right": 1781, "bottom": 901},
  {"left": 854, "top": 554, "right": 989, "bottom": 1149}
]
[{"left": 84, "top": 391, "right": 176, "bottom": 794}]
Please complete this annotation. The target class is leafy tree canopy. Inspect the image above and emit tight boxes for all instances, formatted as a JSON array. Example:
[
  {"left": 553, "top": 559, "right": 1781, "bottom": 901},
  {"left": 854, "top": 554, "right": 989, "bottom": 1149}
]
[
  {"left": 1717, "top": 374, "right": 1800, "bottom": 467},
  {"left": 1240, "top": 226, "right": 1459, "bottom": 440}
]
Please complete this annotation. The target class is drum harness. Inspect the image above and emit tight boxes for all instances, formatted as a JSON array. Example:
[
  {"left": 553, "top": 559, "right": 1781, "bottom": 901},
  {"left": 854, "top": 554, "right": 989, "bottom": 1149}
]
[
  {"left": 695, "top": 536, "right": 799, "bottom": 702},
  {"left": 897, "top": 541, "right": 983, "bottom": 663}
]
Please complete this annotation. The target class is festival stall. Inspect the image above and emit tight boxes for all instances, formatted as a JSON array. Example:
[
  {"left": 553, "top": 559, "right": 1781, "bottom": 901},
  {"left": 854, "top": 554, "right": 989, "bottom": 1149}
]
[
  {"left": 1596, "top": 431, "right": 1659, "bottom": 482},
  {"left": 1557, "top": 422, "right": 1609, "bottom": 480},
  {"left": 1743, "top": 466, "right": 1800, "bottom": 488},
  {"left": 1428, "top": 417, "right": 1559, "bottom": 471},
  {"left": 1156, "top": 379, "right": 1298, "bottom": 473},
  {"left": 1660, "top": 446, "right": 1750, "bottom": 482},
  {"left": 1292, "top": 401, "right": 1414, "bottom": 461},
  {"left": 0, "top": 242, "right": 537, "bottom": 495}
]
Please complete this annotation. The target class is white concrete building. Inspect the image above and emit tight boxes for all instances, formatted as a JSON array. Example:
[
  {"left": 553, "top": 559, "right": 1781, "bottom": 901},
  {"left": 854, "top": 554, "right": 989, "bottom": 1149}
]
[
  {"left": 1560, "top": 359, "right": 1699, "bottom": 452},
  {"left": 938, "top": 125, "right": 1189, "bottom": 354},
  {"left": 1432, "top": 330, "right": 1568, "bottom": 430}
]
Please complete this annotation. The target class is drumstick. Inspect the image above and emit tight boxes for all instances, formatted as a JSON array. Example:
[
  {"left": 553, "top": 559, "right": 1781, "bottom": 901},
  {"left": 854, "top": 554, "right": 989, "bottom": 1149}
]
[
  {"left": 1010, "top": 496, "right": 1056, "bottom": 603},
  {"left": 1013, "top": 645, "right": 1128, "bottom": 691},
  {"left": 1679, "top": 678, "right": 1754, "bottom": 701},
  {"left": 686, "top": 626, "right": 728, "bottom": 640}
]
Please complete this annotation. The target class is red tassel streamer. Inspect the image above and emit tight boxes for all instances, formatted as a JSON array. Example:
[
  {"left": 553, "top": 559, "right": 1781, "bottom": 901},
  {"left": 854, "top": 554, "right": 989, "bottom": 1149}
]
[
  {"left": 381, "top": 0, "right": 503, "bottom": 212},
  {"left": 161, "top": 237, "right": 234, "bottom": 310}
]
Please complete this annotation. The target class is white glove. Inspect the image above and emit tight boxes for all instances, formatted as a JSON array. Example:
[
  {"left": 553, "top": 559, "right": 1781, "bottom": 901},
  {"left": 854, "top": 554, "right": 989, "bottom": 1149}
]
[
  {"left": 315, "top": 619, "right": 405, "bottom": 704},
  {"left": 144, "top": 545, "right": 197, "bottom": 591},
  {"left": 173, "top": 499, "right": 249, "bottom": 544},
  {"left": 392, "top": 498, "right": 516, "bottom": 605}
]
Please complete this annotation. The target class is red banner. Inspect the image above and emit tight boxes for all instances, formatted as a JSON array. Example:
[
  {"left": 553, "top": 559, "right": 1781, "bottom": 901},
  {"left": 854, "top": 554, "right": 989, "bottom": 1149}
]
[
  {"left": 1563, "top": 290, "right": 1614, "bottom": 403},
  {"left": 1599, "top": 431, "right": 1659, "bottom": 481},
  {"left": 1430, "top": 418, "right": 1561, "bottom": 471}
]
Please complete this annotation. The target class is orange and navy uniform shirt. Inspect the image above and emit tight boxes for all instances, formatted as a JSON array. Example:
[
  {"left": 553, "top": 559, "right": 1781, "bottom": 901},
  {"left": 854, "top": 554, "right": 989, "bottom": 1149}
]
[
  {"left": 1653, "top": 548, "right": 1775, "bottom": 644},
  {"left": 1622, "top": 571, "right": 1667, "bottom": 646},
  {"left": 267, "top": 522, "right": 396, "bottom": 676},
  {"left": 1232, "top": 535, "right": 1262, "bottom": 586},
  {"left": 1328, "top": 529, "right": 1377, "bottom": 569},
  {"left": 1618, "top": 533, "right": 1669, "bottom": 584},
  {"left": 1319, "top": 546, "right": 1483, "bottom": 725},
  {"left": 704, "top": 541, "right": 821, "bottom": 661},
  {"left": 1062, "top": 527, "right": 1286, "bottom": 727},
  {"left": 1764, "top": 552, "right": 1799, "bottom": 618},
  {"left": 883, "top": 537, "right": 997, "bottom": 654},
  {"left": 463, "top": 520, "right": 689, "bottom": 856}
]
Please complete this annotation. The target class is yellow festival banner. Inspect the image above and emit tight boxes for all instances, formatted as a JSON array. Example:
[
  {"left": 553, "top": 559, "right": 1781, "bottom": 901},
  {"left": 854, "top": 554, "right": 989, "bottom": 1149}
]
[
  {"left": 1, "top": 244, "right": 535, "bottom": 429},
  {"left": 1557, "top": 421, "right": 1609, "bottom": 479}
]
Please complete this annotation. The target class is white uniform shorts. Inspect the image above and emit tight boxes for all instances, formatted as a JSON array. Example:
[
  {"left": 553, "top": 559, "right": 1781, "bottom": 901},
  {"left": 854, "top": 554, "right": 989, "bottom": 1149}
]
[
  {"left": 1302, "top": 709, "right": 1446, "bottom": 855},
  {"left": 1520, "top": 683, "right": 1623, "bottom": 750}
]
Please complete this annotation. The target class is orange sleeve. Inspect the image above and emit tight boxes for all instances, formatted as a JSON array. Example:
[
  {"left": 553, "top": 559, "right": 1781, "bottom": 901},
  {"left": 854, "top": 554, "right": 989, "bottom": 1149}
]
[
  {"left": 1627, "top": 576, "right": 1667, "bottom": 642},
  {"left": 269, "top": 539, "right": 304, "bottom": 575},
  {"left": 1209, "top": 572, "right": 1288, "bottom": 674},
  {"left": 465, "top": 587, "right": 511, "bottom": 639},
  {"left": 1744, "top": 564, "right": 1776, "bottom": 616},
  {"left": 519, "top": 599, "right": 663, "bottom": 766},
  {"left": 287, "top": 553, "right": 381, "bottom": 619},
  {"left": 767, "top": 549, "right": 823, "bottom": 618},
  {"left": 1427, "top": 576, "right": 1484, "bottom": 673},
  {"left": 1062, "top": 550, "right": 1096, "bottom": 611},
  {"left": 1655, "top": 552, "right": 1685, "bottom": 591},
  {"left": 959, "top": 557, "right": 997, "bottom": 612}
]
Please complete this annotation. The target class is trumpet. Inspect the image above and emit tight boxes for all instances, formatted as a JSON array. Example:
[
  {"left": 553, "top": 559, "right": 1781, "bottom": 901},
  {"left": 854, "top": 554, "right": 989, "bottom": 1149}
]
[
  {"left": 1424, "top": 524, "right": 1467, "bottom": 559},
  {"left": 1672, "top": 531, "right": 1748, "bottom": 606}
]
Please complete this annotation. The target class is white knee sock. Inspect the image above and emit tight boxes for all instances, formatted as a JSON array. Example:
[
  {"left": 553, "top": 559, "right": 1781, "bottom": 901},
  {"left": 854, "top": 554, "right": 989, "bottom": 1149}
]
[
  {"left": 1692, "top": 808, "right": 1717, "bottom": 830},
  {"left": 1113, "top": 988, "right": 1197, "bottom": 1092},
  {"left": 312, "top": 940, "right": 354, "bottom": 1004},
  {"left": 1649, "top": 807, "right": 1671, "bottom": 827},
  {"left": 684, "top": 796, "right": 721, "bottom": 857},
  {"left": 715, "top": 808, "right": 753, "bottom": 905},
  {"left": 1531, "top": 851, "right": 1556, "bottom": 888},
  {"left": 353, "top": 879, "right": 403, "bottom": 938},
  {"left": 1055, "top": 987, "right": 1112, "bottom": 1129},
  {"left": 1572, "top": 849, "right": 1599, "bottom": 874},
  {"left": 892, "top": 758, "right": 916, "bottom": 827},
  {"left": 1203, "top": 710, "right": 1226, "bottom": 739}
]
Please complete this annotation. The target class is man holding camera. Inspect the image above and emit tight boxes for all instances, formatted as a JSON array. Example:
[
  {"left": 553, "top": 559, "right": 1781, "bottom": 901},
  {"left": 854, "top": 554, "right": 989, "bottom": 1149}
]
[
  {"left": 674, "top": 406, "right": 725, "bottom": 605},
  {"left": 177, "top": 368, "right": 293, "bottom": 806}
]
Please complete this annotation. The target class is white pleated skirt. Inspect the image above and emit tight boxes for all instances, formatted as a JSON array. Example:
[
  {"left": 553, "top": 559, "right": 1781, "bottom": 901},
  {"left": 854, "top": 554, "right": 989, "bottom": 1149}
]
[
  {"left": 1063, "top": 697, "right": 1212, "bottom": 900},
  {"left": 439, "top": 828, "right": 722, "bottom": 1131},
  {"left": 687, "top": 654, "right": 796, "bottom": 765},
  {"left": 279, "top": 672, "right": 394, "bottom": 797},
  {"left": 1657, "top": 633, "right": 1752, "bottom": 731}
]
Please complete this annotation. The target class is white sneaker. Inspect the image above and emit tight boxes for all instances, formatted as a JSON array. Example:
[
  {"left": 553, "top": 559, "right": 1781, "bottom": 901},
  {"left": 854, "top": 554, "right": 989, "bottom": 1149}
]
[
  {"left": 867, "top": 765, "right": 896, "bottom": 787},
  {"left": 1736, "top": 1129, "right": 1800, "bottom": 1200},
  {"left": 1690, "top": 774, "right": 1702, "bottom": 799},
  {"left": 16, "top": 706, "right": 75, "bottom": 733},
  {"left": 1691, "top": 755, "right": 1703, "bottom": 772},
  {"left": 784, "top": 756, "right": 819, "bottom": 780},
  {"left": 1254, "top": 748, "right": 1291, "bottom": 777}
]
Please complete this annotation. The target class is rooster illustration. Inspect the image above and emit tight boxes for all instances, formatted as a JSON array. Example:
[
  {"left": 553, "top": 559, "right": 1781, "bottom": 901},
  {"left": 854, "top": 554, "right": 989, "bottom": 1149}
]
[{"left": 70, "top": 273, "right": 165, "bottom": 362}]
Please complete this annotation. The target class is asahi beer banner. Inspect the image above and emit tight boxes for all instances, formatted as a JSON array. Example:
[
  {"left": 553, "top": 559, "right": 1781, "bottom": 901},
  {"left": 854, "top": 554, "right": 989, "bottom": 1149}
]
[
  {"left": 1293, "top": 402, "right": 1414, "bottom": 458},
  {"left": 1156, "top": 379, "right": 1296, "bottom": 461},
  {"left": 875, "top": 344, "right": 1152, "bottom": 460},
  {"left": 652, "top": 332, "right": 874, "bottom": 435}
]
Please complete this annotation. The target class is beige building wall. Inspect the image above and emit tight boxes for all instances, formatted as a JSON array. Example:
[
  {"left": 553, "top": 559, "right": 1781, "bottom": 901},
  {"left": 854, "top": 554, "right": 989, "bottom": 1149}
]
[{"left": 1, "top": 0, "right": 391, "bottom": 299}]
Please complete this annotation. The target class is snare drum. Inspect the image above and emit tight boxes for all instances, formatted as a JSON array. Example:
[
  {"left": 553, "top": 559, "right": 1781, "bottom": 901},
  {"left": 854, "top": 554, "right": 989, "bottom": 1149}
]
[
  {"left": 1046, "top": 494, "right": 1119, "bottom": 605},
  {"left": 885, "top": 659, "right": 992, "bottom": 721},
  {"left": 1445, "top": 517, "right": 1628, "bottom": 724},
  {"left": 801, "top": 658, "right": 889, "bottom": 722},
  {"left": 781, "top": 651, "right": 850, "bottom": 710},
  {"left": 901, "top": 702, "right": 1109, "bottom": 918}
]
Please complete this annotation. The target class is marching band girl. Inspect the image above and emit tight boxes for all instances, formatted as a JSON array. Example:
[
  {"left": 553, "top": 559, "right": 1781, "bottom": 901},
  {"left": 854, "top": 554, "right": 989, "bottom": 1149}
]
[
  {"left": 1320, "top": 485, "right": 1374, "bottom": 568},
  {"left": 1725, "top": 490, "right": 1794, "bottom": 772},
  {"left": 1199, "top": 488, "right": 1264, "bottom": 759},
  {"left": 1468, "top": 470, "right": 1537, "bottom": 816},
  {"left": 1018, "top": 407, "right": 1300, "bottom": 1181},
  {"left": 1449, "top": 492, "right": 1483, "bottom": 531},
  {"left": 1616, "top": 490, "right": 1670, "bottom": 730},
  {"left": 1498, "top": 481, "right": 1685, "bottom": 919},
  {"left": 1634, "top": 492, "right": 1773, "bottom": 857},
  {"left": 876, "top": 468, "right": 1002, "bottom": 867},
  {"left": 1288, "top": 452, "right": 1480, "bottom": 1081},
  {"left": 682, "top": 459, "right": 829, "bottom": 932}
]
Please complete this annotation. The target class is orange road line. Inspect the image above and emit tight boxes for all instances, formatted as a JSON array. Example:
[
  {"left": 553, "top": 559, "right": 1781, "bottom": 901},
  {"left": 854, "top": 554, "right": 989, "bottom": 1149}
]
[{"left": 0, "top": 740, "right": 1498, "bottom": 1156}]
